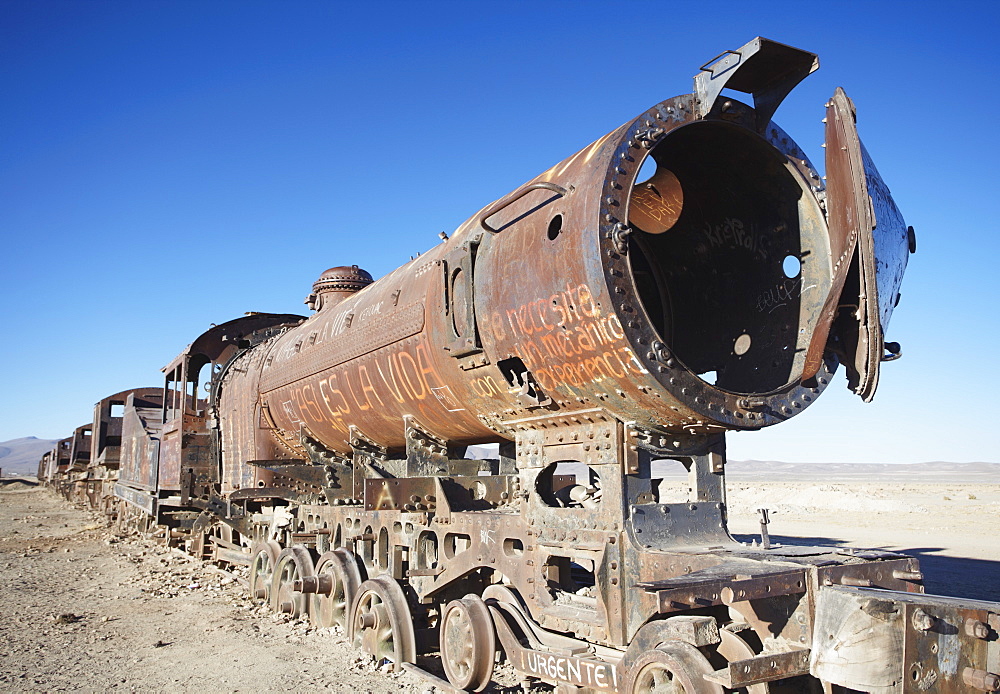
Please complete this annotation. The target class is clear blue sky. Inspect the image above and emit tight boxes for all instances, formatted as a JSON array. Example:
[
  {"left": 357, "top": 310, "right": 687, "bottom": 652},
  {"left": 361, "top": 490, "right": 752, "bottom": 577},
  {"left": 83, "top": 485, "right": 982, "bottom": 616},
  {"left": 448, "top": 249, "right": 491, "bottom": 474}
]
[{"left": 2, "top": 1, "right": 998, "bottom": 464}]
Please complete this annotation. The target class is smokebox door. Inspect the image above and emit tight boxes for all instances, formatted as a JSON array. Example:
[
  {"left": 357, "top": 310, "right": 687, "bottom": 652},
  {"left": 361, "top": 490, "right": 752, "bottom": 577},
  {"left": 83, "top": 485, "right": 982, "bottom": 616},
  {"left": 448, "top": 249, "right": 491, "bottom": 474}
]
[{"left": 822, "top": 87, "right": 910, "bottom": 402}]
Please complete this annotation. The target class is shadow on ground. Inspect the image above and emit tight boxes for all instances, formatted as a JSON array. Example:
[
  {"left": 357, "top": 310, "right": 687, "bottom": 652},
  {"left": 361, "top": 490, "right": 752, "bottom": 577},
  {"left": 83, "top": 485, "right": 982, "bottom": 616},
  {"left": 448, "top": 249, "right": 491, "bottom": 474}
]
[{"left": 731, "top": 533, "right": 1000, "bottom": 602}]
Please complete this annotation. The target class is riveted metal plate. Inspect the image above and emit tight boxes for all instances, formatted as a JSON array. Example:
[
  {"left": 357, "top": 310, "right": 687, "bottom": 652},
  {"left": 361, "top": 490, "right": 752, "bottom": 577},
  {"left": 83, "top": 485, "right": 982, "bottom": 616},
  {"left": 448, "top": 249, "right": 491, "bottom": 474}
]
[{"left": 260, "top": 303, "right": 425, "bottom": 390}]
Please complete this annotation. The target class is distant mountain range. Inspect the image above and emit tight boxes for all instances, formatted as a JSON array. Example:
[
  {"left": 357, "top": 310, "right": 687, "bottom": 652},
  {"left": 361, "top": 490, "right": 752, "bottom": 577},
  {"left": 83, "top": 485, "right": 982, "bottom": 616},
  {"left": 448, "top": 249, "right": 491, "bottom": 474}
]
[
  {"left": 2, "top": 437, "right": 997, "bottom": 482},
  {"left": 0, "top": 437, "right": 58, "bottom": 476},
  {"left": 673, "top": 460, "right": 999, "bottom": 483}
]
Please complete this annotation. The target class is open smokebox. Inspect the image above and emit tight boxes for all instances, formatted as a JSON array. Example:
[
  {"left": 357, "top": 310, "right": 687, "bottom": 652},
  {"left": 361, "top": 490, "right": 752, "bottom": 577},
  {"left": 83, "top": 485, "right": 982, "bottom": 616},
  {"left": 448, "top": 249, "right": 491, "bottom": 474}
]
[{"left": 625, "top": 118, "right": 832, "bottom": 397}]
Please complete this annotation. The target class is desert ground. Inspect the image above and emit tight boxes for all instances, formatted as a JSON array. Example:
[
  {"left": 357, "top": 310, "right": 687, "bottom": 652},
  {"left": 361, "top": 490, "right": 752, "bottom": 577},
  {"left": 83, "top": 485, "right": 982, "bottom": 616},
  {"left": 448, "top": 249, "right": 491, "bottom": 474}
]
[
  {"left": 1, "top": 471, "right": 997, "bottom": 692},
  {"left": 0, "top": 480, "right": 450, "bottom": 693},
  {"left": 725, "top": 476, "right": 1000, "bottom": 603}
]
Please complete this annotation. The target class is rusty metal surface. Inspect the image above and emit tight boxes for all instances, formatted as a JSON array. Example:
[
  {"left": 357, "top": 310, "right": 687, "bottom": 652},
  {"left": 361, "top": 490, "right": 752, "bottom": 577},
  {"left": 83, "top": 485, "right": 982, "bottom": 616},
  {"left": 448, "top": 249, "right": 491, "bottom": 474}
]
[
  {"left": 232, "top": 39, "right": 867, "bottom": 465},
  {"left": 66, "top": 423, "right": 92, "bottom": 472},
  {"left": 902, "top": 598, "right": 999, "bottom": 693},
  {"left": 90, "top": 388, "right": 163, "bottom": 491},
  {"left": 117, "top": 389, "right": 165, "bottom": 492},
  {"left": 706, "top": 647, "right": 811, "bottom": 688},
  {"left": 52, "top": 437, "right": 71, "bottom": 480},
  {"left": 489, "top": 601, "right": 620, "bottom": 691},
  {"left": 166, "top": 313, "right": 303, "bottom": 493},
  {"left": 232, "top": 48, "right": 905, "bottom": 473},
  {"left": 823, "top": 87, "right": 912, "bottom": 401},
  {"left": 693, "top": 37, "right": 819, "bottom": 130}
]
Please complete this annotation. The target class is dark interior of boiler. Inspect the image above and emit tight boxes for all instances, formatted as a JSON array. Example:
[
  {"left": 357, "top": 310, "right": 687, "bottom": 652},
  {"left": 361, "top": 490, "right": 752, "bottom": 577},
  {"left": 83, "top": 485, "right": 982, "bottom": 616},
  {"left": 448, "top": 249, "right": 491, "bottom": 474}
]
[{"left": 626, "top": 120, "right": 812, "bottom": 395}]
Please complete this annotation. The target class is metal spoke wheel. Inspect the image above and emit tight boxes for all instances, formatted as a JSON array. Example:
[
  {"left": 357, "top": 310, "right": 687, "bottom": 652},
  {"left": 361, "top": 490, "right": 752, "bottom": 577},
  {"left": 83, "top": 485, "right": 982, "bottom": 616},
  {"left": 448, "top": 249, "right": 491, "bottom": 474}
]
[
  {"left": 271, "top": 546, "right": 315, "bottom": 618},
  {"left": 349, "top": 575, "right": 416, "bottom": 672},
  {"left": 309, "top": 549, "right": 361, "bottom": 629},
  {"left": 249, "top": 540, "right": 281, "bottom": 606},
  {"left": 625, "top": 641, "right": 723, "bottom": 694},
  {"left": 440, "top": 595, "right": 496, "bottom": 692}
]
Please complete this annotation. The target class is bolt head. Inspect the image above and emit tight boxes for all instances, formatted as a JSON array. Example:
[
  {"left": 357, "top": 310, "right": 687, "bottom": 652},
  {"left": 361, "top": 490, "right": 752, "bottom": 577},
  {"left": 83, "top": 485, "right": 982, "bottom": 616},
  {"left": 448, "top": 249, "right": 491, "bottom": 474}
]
[{"left": 911, "top": 609, "right": 935, "bottom": 631}]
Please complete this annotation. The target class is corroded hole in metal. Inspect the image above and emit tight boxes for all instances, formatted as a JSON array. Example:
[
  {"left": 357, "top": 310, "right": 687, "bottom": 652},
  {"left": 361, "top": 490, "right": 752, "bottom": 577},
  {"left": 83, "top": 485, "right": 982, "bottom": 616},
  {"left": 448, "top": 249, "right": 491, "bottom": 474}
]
[
  {"left": 647, "top": 458, "right": 695, "bottom": 504},
  {"left": 547, "top": 214, "right": 563, "bottom": 240},
  {"left": 503, "top": 538, "right": 524, "bottom": 557},
  {"left": 378, "top": 526, "right": 390, "bottom": 571},
  {"left": 498, "top": 357, "right": 540, "bottom": 399},
  {"left": 543, "top": 554, "right": 597, "bottom": 602},
  {"left": 444, "top": 532, "right": 471, "bottom": 560},
  {"left": 361, "top": 525, "right": 375, "bottom": 565},
  {"left": 535, "top": 461, "right": 602, "bottom": 508},
  {"left": 782, "top": 254, "right": 802, "bottom": 278},
  {"left": 626, "top": 120, "right": 829, "bottom": 394},
  {"left": 415, "top": 530, "right": 438, "bottom": 570}
]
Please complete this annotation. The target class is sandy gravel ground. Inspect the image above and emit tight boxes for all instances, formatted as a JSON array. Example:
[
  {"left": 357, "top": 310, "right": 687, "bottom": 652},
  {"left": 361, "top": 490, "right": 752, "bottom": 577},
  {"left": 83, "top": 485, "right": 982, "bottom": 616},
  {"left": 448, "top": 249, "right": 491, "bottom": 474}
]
[
  {"left": 0, "top": 481, "right": 443, "bottom": 693},
  {"left": 1, "top": 477, "right": 997, "bottom": 692}
]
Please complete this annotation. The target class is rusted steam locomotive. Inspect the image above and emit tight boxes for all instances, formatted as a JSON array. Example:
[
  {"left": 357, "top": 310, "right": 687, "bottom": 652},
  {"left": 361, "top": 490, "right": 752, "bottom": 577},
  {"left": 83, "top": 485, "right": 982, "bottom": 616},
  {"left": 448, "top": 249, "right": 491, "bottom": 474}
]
[{"left": 40, "top": 38, "right": 1000, "bottom": 693}]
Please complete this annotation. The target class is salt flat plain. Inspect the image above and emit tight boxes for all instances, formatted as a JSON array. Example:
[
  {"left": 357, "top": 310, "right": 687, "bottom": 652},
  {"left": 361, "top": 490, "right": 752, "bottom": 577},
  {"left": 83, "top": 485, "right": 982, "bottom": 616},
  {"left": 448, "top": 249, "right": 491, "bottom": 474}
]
[{"left": 719, "top": 462, "right": 1000, "bottom": 601}]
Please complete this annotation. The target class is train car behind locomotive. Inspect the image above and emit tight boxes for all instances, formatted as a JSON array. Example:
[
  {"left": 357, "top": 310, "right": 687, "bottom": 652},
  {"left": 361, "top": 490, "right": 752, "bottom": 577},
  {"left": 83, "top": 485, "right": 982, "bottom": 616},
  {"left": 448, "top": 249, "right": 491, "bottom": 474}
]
[{"left": 41, "top": 36, "right": 991, "bottom": 694}]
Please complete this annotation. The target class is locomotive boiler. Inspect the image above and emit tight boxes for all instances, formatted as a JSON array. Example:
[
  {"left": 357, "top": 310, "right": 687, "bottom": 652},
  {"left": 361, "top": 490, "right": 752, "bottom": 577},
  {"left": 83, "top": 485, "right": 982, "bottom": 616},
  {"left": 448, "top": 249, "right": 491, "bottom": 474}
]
[{"left": 44, "top": 36, "right": 996, "bottom": 693}]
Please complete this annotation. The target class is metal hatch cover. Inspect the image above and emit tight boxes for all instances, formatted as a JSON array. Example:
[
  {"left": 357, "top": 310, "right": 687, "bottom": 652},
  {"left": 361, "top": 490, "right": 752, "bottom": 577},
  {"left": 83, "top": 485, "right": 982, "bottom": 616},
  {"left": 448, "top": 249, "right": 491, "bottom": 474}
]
[{"left": 822, "top": 87, "right": 911, "bottom": 402}]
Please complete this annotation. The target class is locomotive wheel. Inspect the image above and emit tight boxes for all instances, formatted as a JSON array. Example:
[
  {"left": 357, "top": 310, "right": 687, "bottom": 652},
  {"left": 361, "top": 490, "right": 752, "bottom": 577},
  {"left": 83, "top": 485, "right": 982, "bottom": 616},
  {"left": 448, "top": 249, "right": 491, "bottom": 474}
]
[
  {"left": 440, "top": 595, "right": 496, "bottom": 692},
  {"left": 310, "top": 549, "right": 361, "bottom": 629},
  {"left": 271, "top": 546, "right": 315, "bottom": 618},
  {"left": 349, "top": 576, "right": 416, "bottom": 671},
  {"left": 624, "top": 641, "right": 723, "bottom": 694},
  {"left": 249, "top": 540, "right": 281, "bottom": 606}
]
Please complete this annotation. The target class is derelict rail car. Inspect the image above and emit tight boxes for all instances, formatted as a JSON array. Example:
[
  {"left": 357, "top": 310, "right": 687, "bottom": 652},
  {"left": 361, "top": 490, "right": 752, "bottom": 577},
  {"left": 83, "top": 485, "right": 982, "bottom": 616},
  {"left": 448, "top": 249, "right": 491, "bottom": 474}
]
[{"left": 43, "top": 38, "right": 999, "bottom": 693}]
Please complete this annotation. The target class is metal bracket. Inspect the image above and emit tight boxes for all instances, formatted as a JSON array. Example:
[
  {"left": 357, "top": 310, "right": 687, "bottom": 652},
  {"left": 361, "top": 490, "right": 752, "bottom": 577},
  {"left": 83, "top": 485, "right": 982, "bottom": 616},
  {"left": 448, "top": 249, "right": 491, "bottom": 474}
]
[
  {"left": 349, "top": 426, "right": 386, "bottom": 463},
  {"left": 349, "top": 425, "right": 387, "bottom": 499},
  {"left": 299, "top": 426, "right": 350, "bottom": 467},
  {"left": 881, "top": 341, "right": 902, "bottom": 362},
  {"left": 403, "top": 415, "right": 450, "bottom": 477},
  {"left": 693, "top": 37, "right": 819, "bottom": 132},
  {"left": 443, "top": 234, "right": 487, "bottom": 363},
  {"left": 704, "top": 647, "right": 811, "bottom": 688},
  {"left": 637, "top": 570, "right": 807, "bottom": 613},
  {"left": 478, "top": 181, "right": 569, "bottom": 233}
]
